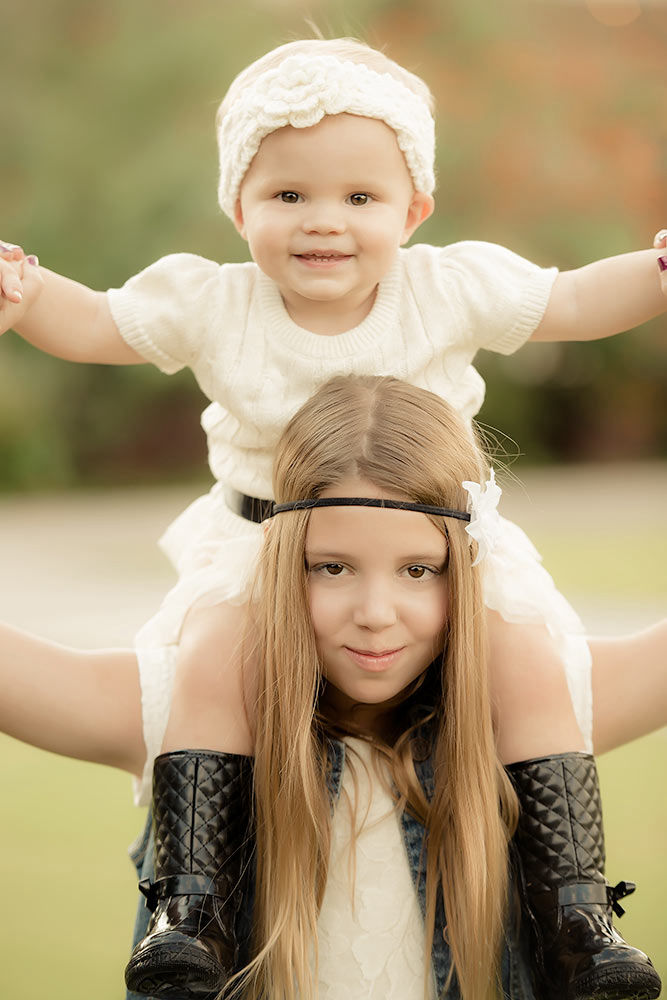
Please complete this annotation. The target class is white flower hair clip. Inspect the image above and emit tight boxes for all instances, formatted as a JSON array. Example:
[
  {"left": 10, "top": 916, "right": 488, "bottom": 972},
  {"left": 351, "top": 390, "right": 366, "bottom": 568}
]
[{"left": 462, "top": 469, "right": 502, "bottom": 566}]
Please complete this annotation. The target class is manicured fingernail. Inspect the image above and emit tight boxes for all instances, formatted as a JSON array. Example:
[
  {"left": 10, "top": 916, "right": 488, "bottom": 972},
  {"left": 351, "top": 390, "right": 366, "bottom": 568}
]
[
  {"left": 655, "top": 229, "right": 667, "bottom": 242},
  {"left": 658, "top": 256, "right": 667, "bottom": 272},
  {"left": 26, "top": 254, "right": 39, "bottom": 266},
  {"left": 12, "top": 289, "right": 23, "bottom": 301}
]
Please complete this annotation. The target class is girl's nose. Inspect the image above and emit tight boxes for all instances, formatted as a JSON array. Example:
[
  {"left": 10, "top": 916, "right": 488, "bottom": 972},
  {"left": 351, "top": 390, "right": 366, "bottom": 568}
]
[{"left": 352, "top": 580, "right": 399, "bottom": 631}]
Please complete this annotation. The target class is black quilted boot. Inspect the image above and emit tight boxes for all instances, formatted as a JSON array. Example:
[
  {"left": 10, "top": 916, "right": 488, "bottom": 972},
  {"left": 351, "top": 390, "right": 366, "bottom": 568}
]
[
  {"left": 507, "top": 752, "right": 661, "bottom": 1000},
  {"left": 124, "top": 749, "right": 254, "bottom": 999}
]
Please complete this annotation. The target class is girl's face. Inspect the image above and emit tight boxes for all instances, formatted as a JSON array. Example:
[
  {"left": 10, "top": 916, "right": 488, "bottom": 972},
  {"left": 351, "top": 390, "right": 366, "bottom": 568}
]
[
  {"left": 234, "top": 114, "right": 433, "bottom": 333},
  {"left": 305, "top": 476, "right": 449, "bottom": 730}
]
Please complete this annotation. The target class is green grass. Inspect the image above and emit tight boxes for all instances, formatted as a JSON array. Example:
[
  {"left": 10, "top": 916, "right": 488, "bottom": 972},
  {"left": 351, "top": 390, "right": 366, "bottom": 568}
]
[
  {"left": 1, "top": 731, "right": 665, "bottom": 997},
  {"left": 535, "top": 528, "right": 667, "bottom": 599},
  {"left": 597, "top": 735, "right": 667, "bottom": 983},
  {"left": 1, "top": 520, "right": 665, "bottom": 997},
  {"left": 1, "top": 740, "right": 141, "bottom": 999}
]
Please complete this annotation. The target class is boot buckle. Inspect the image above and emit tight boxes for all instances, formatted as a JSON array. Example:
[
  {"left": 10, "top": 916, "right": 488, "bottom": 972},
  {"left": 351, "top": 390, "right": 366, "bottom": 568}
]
[
  {"left": 557, "top": 883, "right": 608, "bottom": 907},
  {"left": 137, "top": 874, "right": 231, "bottom": 913},
  {"left": 554, "top": 880, "right": 637, "bottom": 918}
]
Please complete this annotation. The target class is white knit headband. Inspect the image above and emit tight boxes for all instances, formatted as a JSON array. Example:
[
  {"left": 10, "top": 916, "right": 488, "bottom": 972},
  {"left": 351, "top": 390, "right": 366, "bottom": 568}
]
[{"left": 216, "top": 53, "right": 436, "bottom": 220}]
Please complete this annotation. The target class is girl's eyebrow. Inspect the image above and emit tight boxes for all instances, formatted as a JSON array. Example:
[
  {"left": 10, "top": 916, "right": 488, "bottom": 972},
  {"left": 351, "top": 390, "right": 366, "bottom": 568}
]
[
  {"left": 305, "top": 548, "right": 447, "bottom": 563},
  {"left": 305, "top": 549, "right": 350, "bottom": 561}
]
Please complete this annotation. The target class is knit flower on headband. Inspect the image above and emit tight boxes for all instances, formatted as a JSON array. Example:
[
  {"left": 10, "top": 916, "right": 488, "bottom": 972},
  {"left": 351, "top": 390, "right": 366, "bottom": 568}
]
[
  {"left": 216, "top": 53, "right": 436, "bottom": 219},
  {"left": 462, "top": 469, "right": 502, "bottom": 566},
  {"left": 257, "top": 61, "right": 346, "bottom": 129}
]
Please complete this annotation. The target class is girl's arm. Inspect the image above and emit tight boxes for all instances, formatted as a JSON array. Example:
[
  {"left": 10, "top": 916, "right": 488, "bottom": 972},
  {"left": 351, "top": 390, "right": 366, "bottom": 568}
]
[
  {"left": 0, "top": 254, "right": 144, "bottom": 365},
  {"left": 0, "top": 622, "right": 145, "bottom": 775},
  {"left": 531, "top": 247, "right": 666, "bottom": 342}
]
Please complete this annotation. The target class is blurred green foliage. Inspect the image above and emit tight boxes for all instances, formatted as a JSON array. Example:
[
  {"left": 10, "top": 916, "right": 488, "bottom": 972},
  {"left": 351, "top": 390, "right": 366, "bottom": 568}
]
[{"left": 1, "top": 0, "right": 665, "bottom": 489}]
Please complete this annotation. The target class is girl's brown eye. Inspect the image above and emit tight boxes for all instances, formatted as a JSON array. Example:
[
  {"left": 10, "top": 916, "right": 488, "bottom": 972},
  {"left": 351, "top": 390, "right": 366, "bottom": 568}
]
[
  {"left": 325, "top": 564, "right": 344, "bottom": 576},
  {"left": 407, "top": 565, "right": 426, "bottom": 579}
]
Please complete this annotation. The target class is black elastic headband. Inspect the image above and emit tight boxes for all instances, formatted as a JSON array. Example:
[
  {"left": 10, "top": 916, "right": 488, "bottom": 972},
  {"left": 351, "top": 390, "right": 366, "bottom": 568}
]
[{"left": 268, "top": 497, "right": 471, "bottom": 522}]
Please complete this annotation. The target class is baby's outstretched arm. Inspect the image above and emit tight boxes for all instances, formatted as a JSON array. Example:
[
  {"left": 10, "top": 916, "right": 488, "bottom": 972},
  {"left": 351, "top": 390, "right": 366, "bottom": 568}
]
[
  {"left": 532, "top": 243, "right": 666, "bottom": 342},
  {"left": 0, "top": 242, "right": 143, "bottom": 364},
  {"left": 0, "top": 621, "right": 144, "bottom": 774}
]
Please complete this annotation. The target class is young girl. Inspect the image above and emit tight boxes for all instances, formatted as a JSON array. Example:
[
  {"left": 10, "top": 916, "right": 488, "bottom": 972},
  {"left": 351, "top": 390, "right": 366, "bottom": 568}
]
[
  {"left": 1, "top": 374, "right": 662, "bottom": 1000},
  {"left": 1, "top": 36, "right": 666, "bottom": 1000}
]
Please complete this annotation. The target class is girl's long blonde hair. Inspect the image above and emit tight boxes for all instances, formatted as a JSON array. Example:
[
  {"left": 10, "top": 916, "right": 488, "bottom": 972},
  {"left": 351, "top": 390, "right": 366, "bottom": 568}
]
[{"left": 236, "top": 375, "right": 518, "bottom": 1000}]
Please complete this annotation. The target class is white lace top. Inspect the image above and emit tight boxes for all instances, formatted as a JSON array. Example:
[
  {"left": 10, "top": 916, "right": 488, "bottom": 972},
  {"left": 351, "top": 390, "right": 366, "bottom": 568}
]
[{"left": 315, "top": 739, "right": 436, "bottom": 999}]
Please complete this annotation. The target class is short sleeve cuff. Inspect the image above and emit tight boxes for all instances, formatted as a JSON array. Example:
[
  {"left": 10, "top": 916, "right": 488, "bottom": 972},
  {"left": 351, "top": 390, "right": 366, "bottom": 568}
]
[
  {"left": 107, "top": 286, "right": 184, "bottom": 374},
  {"left": 487, "top": 265, "right": 558, "bottom": 356}
]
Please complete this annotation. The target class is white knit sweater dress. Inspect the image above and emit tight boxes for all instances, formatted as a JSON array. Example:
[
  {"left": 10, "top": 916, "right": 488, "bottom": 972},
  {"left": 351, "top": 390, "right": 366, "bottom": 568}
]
[{"left": 107, "top": 241, "right": 592, "bottom": 803}]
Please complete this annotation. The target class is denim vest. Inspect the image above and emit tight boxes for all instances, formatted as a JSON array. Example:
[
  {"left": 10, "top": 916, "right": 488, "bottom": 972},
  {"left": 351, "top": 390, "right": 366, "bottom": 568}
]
[{"left": 127, "top": 736, "right": 536, "bottom": 1000}]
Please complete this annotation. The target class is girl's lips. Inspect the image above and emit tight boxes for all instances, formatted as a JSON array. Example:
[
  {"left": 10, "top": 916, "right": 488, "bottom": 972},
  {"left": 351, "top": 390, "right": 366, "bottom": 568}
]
[{"left": 344, "top": 646, "right": 404, "bottom": 672}]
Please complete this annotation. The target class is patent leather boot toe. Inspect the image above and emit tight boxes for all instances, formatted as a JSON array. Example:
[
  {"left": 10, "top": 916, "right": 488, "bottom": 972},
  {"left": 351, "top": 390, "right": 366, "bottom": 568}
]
[
  {"left": 124, "top": 749, "right": 254, "bottom": 999},
  {"left": 507, "top": 753, "right": 661, "bottom": 1000}
]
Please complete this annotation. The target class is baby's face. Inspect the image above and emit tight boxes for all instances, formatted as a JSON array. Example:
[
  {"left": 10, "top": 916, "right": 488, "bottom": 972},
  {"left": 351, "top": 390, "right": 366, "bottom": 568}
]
[{"left": 234, "top": 114, "right": 433, "bottom": 331}]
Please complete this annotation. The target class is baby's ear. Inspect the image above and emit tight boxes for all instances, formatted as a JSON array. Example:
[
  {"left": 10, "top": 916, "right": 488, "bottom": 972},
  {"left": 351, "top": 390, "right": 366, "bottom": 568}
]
[
  {"left": 401, "top": 192, "right": 435, "bottom": 244},
  {"left": 233, "top": 199, "right": 247, "bottom": 239}
]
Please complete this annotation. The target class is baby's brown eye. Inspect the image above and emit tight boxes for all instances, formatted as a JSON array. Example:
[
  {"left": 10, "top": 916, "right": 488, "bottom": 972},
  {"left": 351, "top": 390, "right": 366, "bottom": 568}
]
[
  {"left": 279, "top": 191, "right": 300, "bottom": 203},
  {"left": 349, "top": 193, "right": 369, "bottom": 206}
]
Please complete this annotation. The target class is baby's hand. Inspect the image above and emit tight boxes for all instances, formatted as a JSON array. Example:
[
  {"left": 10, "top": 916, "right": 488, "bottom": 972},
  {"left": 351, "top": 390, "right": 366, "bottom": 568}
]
[
  {"left": 0, "top": 241, "right": 26, "bottom": 262},
  {"left": 0, "top": 248, "right": 44, "bottom": 334},
  {"left": 0, "top": 242, "right": 26, "bottom": 303},
  {"left": 654, "top": 230, "right": 667, "bottom": 297}
]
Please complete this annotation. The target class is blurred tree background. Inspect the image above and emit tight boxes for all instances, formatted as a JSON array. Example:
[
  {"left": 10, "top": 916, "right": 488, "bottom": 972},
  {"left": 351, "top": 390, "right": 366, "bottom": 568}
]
[{"left": 1, "top": 0, "right": 665, "bottom": 490}]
